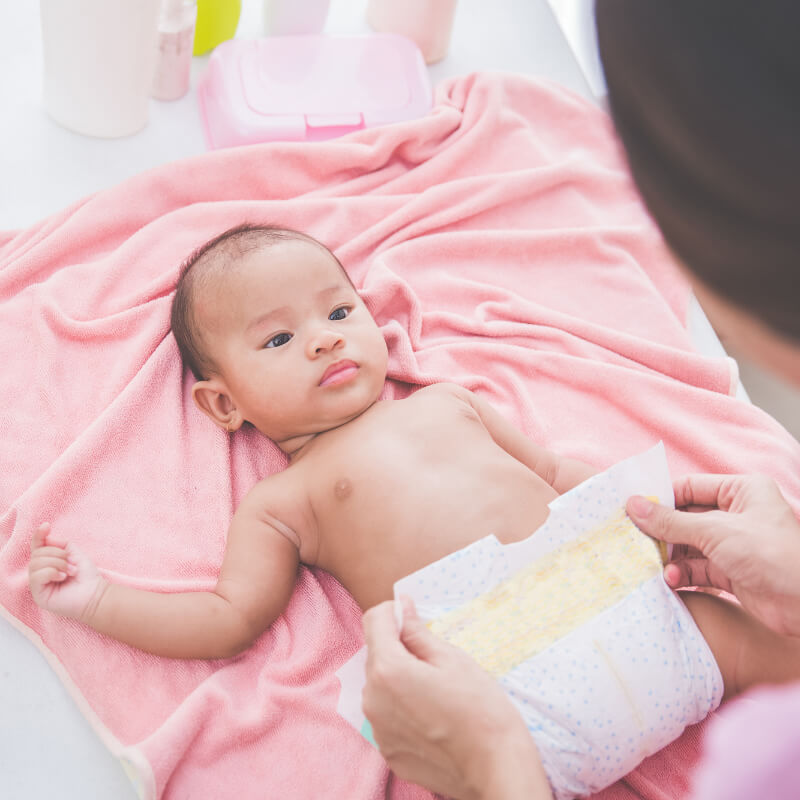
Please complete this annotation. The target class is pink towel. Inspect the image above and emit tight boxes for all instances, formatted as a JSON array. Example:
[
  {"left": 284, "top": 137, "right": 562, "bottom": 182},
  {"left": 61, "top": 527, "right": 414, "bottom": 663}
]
[{"left": 2, "top": 72, "right": 799, "bottom": 800}]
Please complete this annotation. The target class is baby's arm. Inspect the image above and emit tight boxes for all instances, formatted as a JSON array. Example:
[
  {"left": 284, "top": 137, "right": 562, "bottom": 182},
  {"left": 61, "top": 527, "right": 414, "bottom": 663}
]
[
  {"left": 463, "top": 388, "right": 596, "bottom": 493},
  {"left": 680, "top": 590, "right": 800, "bottom": 701},
  {"left": 28, "top": 488, "right": 299, "bottom": 660}
]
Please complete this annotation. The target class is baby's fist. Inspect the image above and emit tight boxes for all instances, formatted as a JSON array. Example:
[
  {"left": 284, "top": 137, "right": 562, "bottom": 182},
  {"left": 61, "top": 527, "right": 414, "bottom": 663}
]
[{"left": 29, "top": 523, "right": 105, "bottom": 622}]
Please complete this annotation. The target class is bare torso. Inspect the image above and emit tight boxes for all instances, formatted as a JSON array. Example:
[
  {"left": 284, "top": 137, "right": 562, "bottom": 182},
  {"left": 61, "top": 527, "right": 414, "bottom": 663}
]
[{"left": 257, "top": 384, "right": 558, "bottom": 610}]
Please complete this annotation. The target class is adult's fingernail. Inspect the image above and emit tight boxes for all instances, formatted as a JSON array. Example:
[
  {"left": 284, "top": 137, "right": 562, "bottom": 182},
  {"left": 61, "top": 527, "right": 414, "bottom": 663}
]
[
  {"left": 628, "top": 496, "right": 653, "bottom": 518},
  {"left": 663, "top": 563, "right": 681, "bottom": 588}
]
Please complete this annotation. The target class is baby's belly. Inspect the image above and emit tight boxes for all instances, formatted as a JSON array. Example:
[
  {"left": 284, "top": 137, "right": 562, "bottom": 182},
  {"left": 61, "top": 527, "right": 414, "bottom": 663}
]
[{"left": 320, "top": 466, "right": 558, "bottom": 610}]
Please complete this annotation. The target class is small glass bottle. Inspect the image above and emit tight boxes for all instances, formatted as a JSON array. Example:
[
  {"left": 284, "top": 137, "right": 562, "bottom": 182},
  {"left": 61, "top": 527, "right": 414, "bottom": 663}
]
[{"left": 152, "top": 0, "right": 198, "bottom": 101}]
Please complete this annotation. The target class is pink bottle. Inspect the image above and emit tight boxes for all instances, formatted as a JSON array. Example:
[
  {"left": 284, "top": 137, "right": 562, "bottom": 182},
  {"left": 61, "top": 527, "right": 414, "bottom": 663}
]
[
  {"left": 366, "top": 0, "right": 458, "bottom": 65},
  {"left": 151, "top": 0, "right": 198, "bottom": 101}
]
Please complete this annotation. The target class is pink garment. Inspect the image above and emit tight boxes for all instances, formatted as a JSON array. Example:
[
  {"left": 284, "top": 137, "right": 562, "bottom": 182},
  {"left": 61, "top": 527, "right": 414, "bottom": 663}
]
[
  {"left": 1, "top": 73, "right": 799, "bottom": 799},
  {"left": 690, "top": 682, "right": 800, "bottom": 800}
]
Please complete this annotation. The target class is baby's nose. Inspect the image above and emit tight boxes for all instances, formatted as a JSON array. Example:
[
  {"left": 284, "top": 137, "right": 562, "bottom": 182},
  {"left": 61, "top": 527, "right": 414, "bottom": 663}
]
[{"left": 308, "top": 328, "right": 344, "bottom": 356}]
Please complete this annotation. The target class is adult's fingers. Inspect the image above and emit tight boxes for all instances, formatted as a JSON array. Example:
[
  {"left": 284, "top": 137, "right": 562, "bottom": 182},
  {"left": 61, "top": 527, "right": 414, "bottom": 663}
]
[
  {"left": 626, "top": 496, "right": 720, "bottom": 547},
  {"left": 668, "top": 543, "right": 705, "bottom": 561},
  {"left": 398, "top": 598, "right": 453, "bottom": 665},
  {"left": 674, "top": 472, "right": 786, "bottom": 513},
  {"left": 663, "top": 558, "right": 734, "bottom": 593},
  {"left": 670, "top": 474, "right": 732, "bottom": 509},
  {"left": 362, "top": 601, "right": 402, "bottom": 654}
]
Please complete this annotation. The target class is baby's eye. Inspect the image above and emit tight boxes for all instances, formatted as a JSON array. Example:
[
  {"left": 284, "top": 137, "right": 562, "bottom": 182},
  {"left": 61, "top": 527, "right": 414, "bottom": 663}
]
[
  {"left": 265, "top": 332, "right": 292, "bottom": 348},
  {"left": 329, "top": 306, "right": 351, "bottom": 321}
]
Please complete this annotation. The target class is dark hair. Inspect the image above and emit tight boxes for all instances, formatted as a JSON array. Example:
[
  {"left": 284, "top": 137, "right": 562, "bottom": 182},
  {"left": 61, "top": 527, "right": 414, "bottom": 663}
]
[
  {"left": 596, "top": 0, "right": 800, "bottom": 340},
  {"left": 170, "top": 224, "right": 343, "bottom": 380}
]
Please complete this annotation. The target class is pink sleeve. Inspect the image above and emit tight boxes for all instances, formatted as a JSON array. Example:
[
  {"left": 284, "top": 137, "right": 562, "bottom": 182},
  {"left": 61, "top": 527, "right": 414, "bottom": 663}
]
[{"left": 691, "top": 681, "right": 800, "bottom": 800}]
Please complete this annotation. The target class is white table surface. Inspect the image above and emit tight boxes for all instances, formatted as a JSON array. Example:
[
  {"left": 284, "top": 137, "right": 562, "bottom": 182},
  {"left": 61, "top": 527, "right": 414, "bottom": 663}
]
[
  {"left": 0, "top": 2, "right": 606, "bottom": 797},
  {"left": 0, "top": 0, "right": 598, "bottom": 232}
]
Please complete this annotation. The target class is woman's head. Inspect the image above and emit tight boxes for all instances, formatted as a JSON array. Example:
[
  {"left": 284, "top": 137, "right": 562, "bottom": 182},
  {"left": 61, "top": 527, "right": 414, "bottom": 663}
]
[{"left": 596, "top": 1, "right": 800, "bottom": 350}]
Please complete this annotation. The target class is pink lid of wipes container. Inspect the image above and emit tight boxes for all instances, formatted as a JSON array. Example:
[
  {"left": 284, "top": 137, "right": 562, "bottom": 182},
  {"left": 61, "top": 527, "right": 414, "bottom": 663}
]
[{"left": 197, "top": 34, "right": 433, "bottom": 148}]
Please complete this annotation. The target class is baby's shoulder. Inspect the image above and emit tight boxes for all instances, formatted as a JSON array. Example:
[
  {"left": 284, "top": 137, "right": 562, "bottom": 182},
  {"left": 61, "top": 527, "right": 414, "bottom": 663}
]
[
  {"left": 240, "top": 468, "right": 306, "bottom": 519},
  {"left": 413, "top": 381, "right": 473, "bottom": 406},
  {"left": 403, "top": 383, "right": 483, "bottom": 429},
  {"left": 236, "top": 468, "right": 312, "bottom": 548}
]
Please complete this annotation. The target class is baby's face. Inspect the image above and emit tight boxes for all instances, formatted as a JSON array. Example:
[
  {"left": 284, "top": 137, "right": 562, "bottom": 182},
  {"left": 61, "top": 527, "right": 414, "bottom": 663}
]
[{"left": 197, "top": 238, "right": 388, "bottom": 441}]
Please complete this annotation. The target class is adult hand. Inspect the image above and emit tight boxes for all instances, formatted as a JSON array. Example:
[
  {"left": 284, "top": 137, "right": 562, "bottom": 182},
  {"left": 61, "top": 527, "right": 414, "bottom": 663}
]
[
  {"left": 627, "top": 474, "right": 800, "bottom": 637},
  {"left": 362, "top": 598, "right": 553, "bottom": 800}
]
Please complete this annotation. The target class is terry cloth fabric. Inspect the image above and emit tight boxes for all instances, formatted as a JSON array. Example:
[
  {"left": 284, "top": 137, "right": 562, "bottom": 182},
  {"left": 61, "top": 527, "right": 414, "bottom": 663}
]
[{"left": 1, "top": 72, "right": 799, "bottom": 800}]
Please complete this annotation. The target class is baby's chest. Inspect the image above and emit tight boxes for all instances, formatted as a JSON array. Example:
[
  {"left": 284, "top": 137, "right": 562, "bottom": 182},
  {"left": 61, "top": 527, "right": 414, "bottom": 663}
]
[
  {"left": 306, "top": 437, "right": 424, "bottom": 518},
  {"left": 320, "top": 400, "right": 482, "bottom": 483},
  {"left": 306, "top": 408, "right": 490, "bottom": 527}
]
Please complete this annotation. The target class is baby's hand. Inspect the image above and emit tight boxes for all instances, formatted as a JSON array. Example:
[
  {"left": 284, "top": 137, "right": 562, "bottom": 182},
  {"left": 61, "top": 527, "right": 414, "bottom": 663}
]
[{"left": 28, "top": 523, "right": 106, "bottom": 622}]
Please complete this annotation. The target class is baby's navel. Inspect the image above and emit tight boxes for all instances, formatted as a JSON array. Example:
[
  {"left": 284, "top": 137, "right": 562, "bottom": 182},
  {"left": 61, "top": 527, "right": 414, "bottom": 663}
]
[{"left": 334, "top": 478, "right": 353, "bottom": 500}]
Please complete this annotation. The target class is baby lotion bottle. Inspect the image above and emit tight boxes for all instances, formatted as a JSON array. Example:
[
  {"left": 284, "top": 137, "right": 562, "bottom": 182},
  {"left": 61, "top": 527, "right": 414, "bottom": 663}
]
[
  {"left": 152, "top": 0, "right": 198, "bottom": 100},
  {"left": 263, "top": 0, "right": 331, "bottom": 35},
  {"left": 40, "top": 0, "right": 160, "bottom": 137},
  {"left": 366, "top": 0, "right": 458, "bottom": 64}
]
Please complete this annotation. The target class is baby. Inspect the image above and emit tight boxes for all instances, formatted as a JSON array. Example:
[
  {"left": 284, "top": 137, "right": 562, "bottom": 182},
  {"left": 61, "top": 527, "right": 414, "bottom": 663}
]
[{"left": 29, "top": 224, "right": 800, "bottom": 795}]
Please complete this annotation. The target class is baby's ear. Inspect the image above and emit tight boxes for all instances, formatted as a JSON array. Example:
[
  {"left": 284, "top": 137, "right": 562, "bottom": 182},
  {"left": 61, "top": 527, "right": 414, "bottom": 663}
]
[{"left": 192, "top": 379, "right": 242, "bottom": 432}]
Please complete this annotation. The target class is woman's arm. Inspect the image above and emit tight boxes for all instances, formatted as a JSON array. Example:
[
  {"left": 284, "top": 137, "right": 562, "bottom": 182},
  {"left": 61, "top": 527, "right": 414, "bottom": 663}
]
[{"left": 29, "top": 490, "right": 299, "bottom": 659}]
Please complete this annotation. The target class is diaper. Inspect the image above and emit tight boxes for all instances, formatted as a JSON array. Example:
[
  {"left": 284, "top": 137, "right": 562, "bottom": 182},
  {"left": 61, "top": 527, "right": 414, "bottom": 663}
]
[
  {"left": 417, "top": 517, "right": 722, "bottom": 798},
  {"left": 336, "top": 444, "right": 724, "bottom": 799}
]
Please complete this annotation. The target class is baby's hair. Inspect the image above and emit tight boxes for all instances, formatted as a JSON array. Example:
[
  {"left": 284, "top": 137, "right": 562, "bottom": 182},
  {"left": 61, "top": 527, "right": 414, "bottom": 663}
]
[{"left": 171, "top": 223, "right": 347, "bottom": 380}]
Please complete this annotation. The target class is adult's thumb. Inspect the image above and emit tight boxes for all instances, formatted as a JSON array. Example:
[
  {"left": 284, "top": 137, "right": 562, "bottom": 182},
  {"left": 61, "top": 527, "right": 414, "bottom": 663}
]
[
  {"left": 626, "top": 495, "right": 710, "bottom": 549},
  {"left": 398, "top": 597, "right": 451, "bottom": 665}
]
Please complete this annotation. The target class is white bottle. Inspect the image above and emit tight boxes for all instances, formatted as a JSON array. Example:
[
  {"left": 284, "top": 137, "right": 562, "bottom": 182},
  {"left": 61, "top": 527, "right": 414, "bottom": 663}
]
[
  {"left": 263, "top": 0, "right": 330, "bottom": 36},
  {"left": 152, "top": 0, "right": 198, "bottom": 101},
  {"left": 40, "top": 0, "right": 161, "bottom": 137},
  {"left": 367, "top": 0, "right": 458, "bottom": 64}
]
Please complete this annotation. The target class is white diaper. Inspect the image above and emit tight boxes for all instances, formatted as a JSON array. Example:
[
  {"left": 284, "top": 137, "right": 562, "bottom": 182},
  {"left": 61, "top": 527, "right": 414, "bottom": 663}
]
[
  {"left": 393, "top": 444, "right": 724, "bottom": 799},
  {"left": 336, "top": 445, "right": 724, "bottom": 799}
]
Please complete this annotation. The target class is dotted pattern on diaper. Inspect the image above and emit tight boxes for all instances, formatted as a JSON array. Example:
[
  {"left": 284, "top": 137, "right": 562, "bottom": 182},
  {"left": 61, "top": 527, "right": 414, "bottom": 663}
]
[
  {"left": 388, "top": 452, "right": 725, "bottom": 800},
  {"left": 498, "top": 579, "right": 724, "bottom": 800},
  {"left": 427, "top": 508, "right": 663, "bottom": 676}
]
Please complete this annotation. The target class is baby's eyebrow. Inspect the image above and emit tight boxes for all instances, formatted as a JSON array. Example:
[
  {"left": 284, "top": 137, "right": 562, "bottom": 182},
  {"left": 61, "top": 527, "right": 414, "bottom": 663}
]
[
  {"left": 244, "top": 284, "right": 352, "bottom": 334},
  {"left": 316, "top": 283, "right": 352, "bottom": 300},
  {"left": 245, "top": 306, "right": 290, "bottom": 334}
]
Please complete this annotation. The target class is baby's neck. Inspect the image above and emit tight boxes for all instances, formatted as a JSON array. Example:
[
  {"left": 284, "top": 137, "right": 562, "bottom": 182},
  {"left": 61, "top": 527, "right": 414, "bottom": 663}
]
[
  {"left": 280, "top": 400, "right": 383, "bottom": 462},
  {"left": 283, "top": 432, "right": 320, "bottom": 461}
]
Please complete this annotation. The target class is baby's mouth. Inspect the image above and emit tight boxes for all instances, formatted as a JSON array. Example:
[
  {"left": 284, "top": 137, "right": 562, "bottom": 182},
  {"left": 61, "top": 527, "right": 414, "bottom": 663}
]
[{"left": 319, "top": 360, "right": 358, "bottom": 387}]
